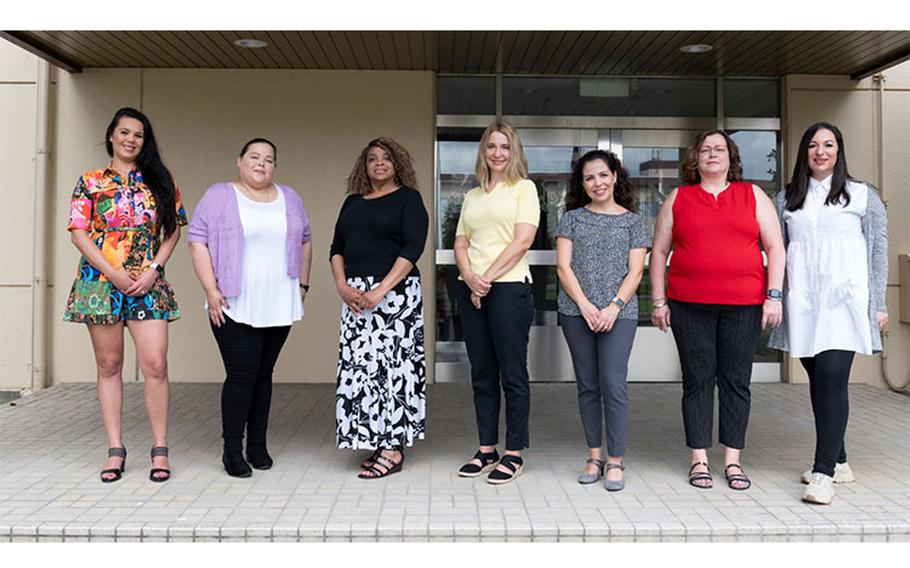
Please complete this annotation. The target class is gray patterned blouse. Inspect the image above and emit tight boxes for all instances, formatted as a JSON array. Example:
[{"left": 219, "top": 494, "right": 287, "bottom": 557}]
[{"left": 555, "top": 207, "right": 652, "bottom": 319}]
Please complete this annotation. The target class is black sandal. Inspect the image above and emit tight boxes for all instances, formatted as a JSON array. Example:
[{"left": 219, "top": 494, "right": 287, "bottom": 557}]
[
  {"left": 458, "top": 449, "right": 500, "bottom": 477},
  {"left": 149, "top": 446, "right": 171, "bottom": 483},
  {"left": 724, "top": 463, "right": 751, "bottom": 490},
  {"left": 361, "top": 448, "right": 382, "bottom": 469},
  {"left": 487, "top": 454, "right": 523, "bottom": 485},
  {"left": 359, "top": 449, "right": 404, "bottom": 479},
  {"left": 688, "top": 461, "right": 713, "bottom": 489},
  {"left": 100, "top": 446, "right": 126, "bottom": 483}
]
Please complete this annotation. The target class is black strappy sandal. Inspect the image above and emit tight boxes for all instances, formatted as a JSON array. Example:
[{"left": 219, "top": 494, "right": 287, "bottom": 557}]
[
  {"left": 688, "top": 461, "right": 713, "bottom": 489},
  {"left": 149, "top": 446, "right": 171, "bottom": 483},
  {"left": 100, "top": 446, "right": 126, "bottom": 483},
  {"left": 724, "top": 463, "right": 751, "bottom": 490},
  {"left": 487, "top": 454, "right": 524, "bottom": 485},
  {"left": 361, "top": 448, "right": 382, "bottom": 469},
  {"left": 458, "top": 449, "right": 500, "bottom": 477},
  {"left": 359, "top": 449, "right": 404, "bottom": 479}
]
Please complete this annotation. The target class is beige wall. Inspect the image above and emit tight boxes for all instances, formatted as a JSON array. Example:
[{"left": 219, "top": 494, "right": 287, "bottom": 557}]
[
  {"left": 2, "top": 38, "right": 908, "bottom": 391},
  {"left": 46, "top": 68, "right": 436, "bottom": 384},
  {"left": 781, "top": 61, "right": 910, "bottom": 388},
  {"left": 0, "top": 41, "right": 38, "bottom": 390}
]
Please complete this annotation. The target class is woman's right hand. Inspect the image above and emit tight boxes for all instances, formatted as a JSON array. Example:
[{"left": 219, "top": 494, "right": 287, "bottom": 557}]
[
  {"left": 109, "top": 270, "right": 137, "bottom": 293},
  {"left": 579, "top": 301, "right": 602, "bottom": 332},
  {"left": 206, "top": 289, "right": 230, "bottom": 327},
  {"left": 465, "top": 271, "right": 492, "bottom": 297},
  {"left": 337, "top": 284, "right": 364, "bottom": 315},
  {"left": 651, "top": 304, "right": 671, "bottom": 332}
]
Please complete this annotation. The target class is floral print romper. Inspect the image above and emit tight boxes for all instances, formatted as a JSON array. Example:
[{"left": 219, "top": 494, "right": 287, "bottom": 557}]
[{"left": 64, "top": 166, "right": 187, "bottom": 324}]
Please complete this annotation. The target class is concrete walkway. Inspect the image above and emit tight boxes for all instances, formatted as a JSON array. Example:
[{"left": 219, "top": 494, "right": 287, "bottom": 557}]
[{"left": 1, "top": 382, "right": 908, "bottom": 542}]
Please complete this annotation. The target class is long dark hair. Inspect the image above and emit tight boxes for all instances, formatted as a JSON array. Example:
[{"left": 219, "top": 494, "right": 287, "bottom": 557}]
[
  {"left": 105, "top": 107, "right": 177, "bottom": 238},
  {"left": 680, "top": 129, "right": 743, "bottom": 185},
  {"left": 566, "top": 149, "right": 637, "bottom": 212},
  {"left": 785, "top": 122, "right": 852, "bottom": 211}
]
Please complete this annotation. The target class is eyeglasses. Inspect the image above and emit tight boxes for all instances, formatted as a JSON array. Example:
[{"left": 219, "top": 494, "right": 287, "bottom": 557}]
[{"left": 698, "top": 146, "right": 728, "bottom": 156}]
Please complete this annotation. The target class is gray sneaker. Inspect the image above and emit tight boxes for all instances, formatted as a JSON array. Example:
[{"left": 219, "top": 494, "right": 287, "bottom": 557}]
[
  {"left": 802, "top": 472, "right": 835, "bottom": 505},
  {"left": 800, "top": 462, "right": 855, "bottom": 484}
]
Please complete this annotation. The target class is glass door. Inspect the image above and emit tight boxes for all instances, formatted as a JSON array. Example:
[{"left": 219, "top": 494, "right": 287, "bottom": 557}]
[{"left": 435, "top": 126, "right": 781, "bottom": 383}]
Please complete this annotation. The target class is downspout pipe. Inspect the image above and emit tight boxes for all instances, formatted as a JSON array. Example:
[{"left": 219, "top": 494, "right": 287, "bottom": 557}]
[{"left": 31, "top": 59, "right": 51, "bottom": 391}]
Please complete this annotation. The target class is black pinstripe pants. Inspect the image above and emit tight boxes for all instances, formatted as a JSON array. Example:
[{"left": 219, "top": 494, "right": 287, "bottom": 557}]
[{"left": 668, "top": 300, "right": 762, "bottom": 450}]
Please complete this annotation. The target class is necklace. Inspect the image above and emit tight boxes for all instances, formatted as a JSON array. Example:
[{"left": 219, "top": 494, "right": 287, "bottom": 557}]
[{"left": 236, "top": 181, "right": 275, "bottom": 203}]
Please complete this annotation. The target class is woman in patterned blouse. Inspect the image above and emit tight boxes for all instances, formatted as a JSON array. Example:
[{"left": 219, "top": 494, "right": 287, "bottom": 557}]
[{"left": 64, "top": 107, "right": 186, "bottom": 483}]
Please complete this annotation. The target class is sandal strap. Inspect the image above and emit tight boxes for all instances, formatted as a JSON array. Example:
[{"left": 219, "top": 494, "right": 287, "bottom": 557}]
[
  {"left": 150, "top": 468, "right": 171, "bottom": 474},
  {"left": 585, "top": 458, "right": 606, "bottom": 468},
  {"left": 498, "top": 455, "right": 523, "bottom": 472},
  {"left": 473, "top": 450, "right": 498, "bottom": 464},
  {"left": 724, "top": 463, "right": 744, "bottom": 473},
  {"left": 100, "top": 467, "right": 122, "bottom": 475},
  {"left": 605, "top": 462, "right": 625, "bottom": 471},
  {"left": 688, "top": 461, "right": 710, "bottom": 475},
  {"left": 108, "top": 447, "right": 126, "bottom": 458},
  {"left": 373, "top": 452, "right": 401, "bottom": 470},
  {"left": 150, "top": 446, "right": 169, "bottom": 458}
]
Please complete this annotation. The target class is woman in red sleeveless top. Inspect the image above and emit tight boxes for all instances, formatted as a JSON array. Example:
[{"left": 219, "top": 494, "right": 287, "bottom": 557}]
[{"left": 649, "top": 130, "right": 785, "bottom": 490}]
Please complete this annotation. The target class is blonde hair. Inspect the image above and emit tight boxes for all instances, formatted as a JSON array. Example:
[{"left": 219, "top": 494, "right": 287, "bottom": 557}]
[{"left": 474, "top": 121, "right": 529, "bottom": 189}]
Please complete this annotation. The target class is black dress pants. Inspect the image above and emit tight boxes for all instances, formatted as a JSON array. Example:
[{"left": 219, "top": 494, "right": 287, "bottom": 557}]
[
  {"left": 457, "top": 280, "right": 534, "bottom": 451},
  {"left": 800, "top": 350, "right": 853, "bottom": 477},
  {"left": 211, "top": 314, "right": 291, "bottom": 450},
  {"left": 668, "top": 300, "right": 762, "bottom": 450}
]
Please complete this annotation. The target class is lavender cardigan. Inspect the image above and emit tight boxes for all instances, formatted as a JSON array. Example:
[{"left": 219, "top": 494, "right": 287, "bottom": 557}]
[{"left": 187, "top": 182, "right": 312, "bottom": 298}]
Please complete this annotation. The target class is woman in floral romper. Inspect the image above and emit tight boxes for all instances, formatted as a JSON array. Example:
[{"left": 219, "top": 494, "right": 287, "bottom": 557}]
[{"left": 64, "top": 107, "right": 186, "bottom": 483}]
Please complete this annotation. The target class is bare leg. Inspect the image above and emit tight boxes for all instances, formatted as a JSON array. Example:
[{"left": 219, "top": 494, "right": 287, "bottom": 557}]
[
  {"left": 690, "top": 448, "right": 712, "bottom": 488},
  {"left": 584, "top": 447, "right": 605, "bottom": 475},
  {"left": 88, "top": 322, "right": 126, "bottom": 479},
  {"left": 127, "top": 319, "right": 170, "bottom": 478}
]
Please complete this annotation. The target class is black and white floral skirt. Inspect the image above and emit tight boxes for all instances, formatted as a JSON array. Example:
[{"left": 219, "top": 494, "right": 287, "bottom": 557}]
[{"left": 336, "top": 276, "right": 426, "bottom": 450}]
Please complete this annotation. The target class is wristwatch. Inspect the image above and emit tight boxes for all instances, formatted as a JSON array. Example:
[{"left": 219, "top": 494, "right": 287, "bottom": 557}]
[
  {"left": 611, "top": 296, "right": 626, "bottom": 308},
  {"left": 149, "top": 262, "right": 164, "bottom": 275},
  {"left": 766, "top": 288, "right": 782, "bottom": 301}
]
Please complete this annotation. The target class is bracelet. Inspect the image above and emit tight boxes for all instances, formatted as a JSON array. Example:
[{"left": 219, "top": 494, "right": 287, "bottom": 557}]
[{"left": 652, "top": 300, "right": 668, "bottom": 309}]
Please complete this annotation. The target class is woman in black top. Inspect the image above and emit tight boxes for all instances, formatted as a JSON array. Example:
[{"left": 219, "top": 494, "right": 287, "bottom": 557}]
[{"left": 330, "top": 137, "right": 429, "bottom": 479}]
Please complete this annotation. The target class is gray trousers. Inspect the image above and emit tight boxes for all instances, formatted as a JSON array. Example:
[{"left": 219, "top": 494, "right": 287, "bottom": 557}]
[{"left": 559, "top": 314, "right": 636, "bottom": 456}]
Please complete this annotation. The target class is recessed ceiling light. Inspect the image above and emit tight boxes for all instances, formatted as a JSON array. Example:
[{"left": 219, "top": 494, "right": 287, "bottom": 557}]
[
  {"left": 234, "top": 38, "right": 267, "bottom": 49},
  {"left": 680, "top": 44, "right": 713, "bottom": 54}
]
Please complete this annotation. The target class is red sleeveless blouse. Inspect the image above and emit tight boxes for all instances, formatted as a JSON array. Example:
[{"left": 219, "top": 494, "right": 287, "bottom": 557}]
[{"left": 667, "top": 182, "right": 766, "bottom": 305}]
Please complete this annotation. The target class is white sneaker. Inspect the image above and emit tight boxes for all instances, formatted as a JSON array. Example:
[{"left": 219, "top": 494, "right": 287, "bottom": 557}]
[
  {"left": 802, "top": 472, "right": 835, "bottom": 505},
  {"left": 800, "top": 462, "right": 855, "bottom": 484}
]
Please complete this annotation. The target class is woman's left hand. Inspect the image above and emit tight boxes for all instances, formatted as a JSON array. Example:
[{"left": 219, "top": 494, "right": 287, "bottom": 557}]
[
  {"left": 597, "top": 304, "right": 620, "bottom": 333},
  {"left": 761, "top": 299, "right": 782, "bottom": 329},
  {"left": 358, "top": 288, "right": 386, "bottom": 310},
  {"left": 876, "top": 311, "right": 888, "bottom": 333},
  {"left": 124, "top": 267, "right": 159, "bottom": 296}
]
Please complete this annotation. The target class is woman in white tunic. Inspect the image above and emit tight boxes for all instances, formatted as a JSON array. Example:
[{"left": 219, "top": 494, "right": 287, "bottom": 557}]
[{"left": 769, "top": 122, "right": 889, "bottom": 505}]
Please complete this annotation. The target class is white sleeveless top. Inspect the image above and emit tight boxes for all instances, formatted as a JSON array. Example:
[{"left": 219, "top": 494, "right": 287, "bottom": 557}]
[
  {"left": 221, "top": 185, "right": 303, "bottom": 327},
  {"left": 782, "top": 176, "right": 872, "bottom": 357}
]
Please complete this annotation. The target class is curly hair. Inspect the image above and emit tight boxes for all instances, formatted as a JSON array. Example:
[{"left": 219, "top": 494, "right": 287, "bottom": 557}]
[
  {"left": 565, "top": 149, "right": 637, "bottom": 213},
  {"left": 680, "top": 130, "right": 743, "bottom": 185},
  {"left": 346, "top": 137, "right": 419, "bottom": 195}
]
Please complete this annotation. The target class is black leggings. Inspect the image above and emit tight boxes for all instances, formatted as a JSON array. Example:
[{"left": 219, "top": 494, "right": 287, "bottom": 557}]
[
  {"left": 211, "top": 314, "right": 291, "bottom": 451},
  {"left": 800, "top": 350, "right": 854, "bottom": 477}
]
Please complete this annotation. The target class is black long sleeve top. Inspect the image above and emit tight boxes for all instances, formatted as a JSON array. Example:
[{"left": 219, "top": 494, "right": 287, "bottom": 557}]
[{"left": 329, "top": 186, "right": 429, "bottom": 280}]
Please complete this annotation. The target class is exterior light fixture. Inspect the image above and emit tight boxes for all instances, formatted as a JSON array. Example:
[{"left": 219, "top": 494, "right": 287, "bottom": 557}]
[
  {"left": 234, "top": 38, "right": 267, "bottom": 49},
  {"left": 679, "top": 44, "right": 713, "bottom": 54}
]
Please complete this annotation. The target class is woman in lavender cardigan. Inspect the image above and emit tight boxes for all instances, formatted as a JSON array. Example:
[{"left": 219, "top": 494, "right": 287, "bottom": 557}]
[{"left": 188, "top": 138, "right": 313, "bottom": 478}]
